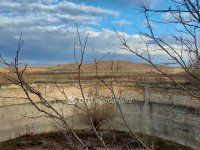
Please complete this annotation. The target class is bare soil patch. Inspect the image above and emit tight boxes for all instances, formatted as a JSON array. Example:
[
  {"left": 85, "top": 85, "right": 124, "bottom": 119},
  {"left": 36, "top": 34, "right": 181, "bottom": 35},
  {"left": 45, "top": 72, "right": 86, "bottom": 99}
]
[{"left": 0, "top": 130, "right": 191, "bottom": 150}]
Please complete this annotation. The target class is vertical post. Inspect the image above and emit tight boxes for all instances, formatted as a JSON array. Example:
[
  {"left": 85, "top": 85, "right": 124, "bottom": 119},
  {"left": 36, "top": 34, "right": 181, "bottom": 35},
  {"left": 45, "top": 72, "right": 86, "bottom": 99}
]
[
  {"left": 144, "top": 83, "right": 149, "bottom": 103},
  {"left": 45, "top": 83, "right": 47, "bottom": 99},
  {"left": 142, "top": 83, "right": 150, "bottom": 134}
]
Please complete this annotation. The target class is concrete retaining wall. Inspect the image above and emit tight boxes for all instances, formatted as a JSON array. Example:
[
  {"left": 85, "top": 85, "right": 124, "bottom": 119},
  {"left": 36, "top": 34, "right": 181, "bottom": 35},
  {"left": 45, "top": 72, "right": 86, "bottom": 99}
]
[{"left": 0, "top": 82, "right": 200, "bottom": 149}]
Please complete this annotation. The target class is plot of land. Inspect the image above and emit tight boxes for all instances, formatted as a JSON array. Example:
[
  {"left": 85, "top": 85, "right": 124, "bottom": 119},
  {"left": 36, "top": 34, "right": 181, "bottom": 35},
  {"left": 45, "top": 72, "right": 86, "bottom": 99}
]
[{"left": 0, "top": 60, "right": 185, "bottom": 84}]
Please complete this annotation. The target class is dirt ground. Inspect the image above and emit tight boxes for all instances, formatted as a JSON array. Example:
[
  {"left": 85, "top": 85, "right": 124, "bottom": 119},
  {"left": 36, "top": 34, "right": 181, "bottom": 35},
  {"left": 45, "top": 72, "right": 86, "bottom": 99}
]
[{"left": 0, "top": 130, "right": 192, "bottom": 150}]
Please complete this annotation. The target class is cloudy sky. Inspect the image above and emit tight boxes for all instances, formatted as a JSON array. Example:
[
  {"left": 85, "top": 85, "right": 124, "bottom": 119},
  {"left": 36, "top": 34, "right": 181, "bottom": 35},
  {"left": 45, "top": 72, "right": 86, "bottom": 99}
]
[{"left": 0, "top": 0, "right": 173, "bottom": 66}]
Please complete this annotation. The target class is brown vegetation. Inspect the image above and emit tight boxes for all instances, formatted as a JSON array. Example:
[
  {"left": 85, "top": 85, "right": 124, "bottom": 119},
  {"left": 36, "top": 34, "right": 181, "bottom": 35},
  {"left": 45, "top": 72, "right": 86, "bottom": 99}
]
[
  {"left": 0, "top": 60, "right": 181, "bottom": 74},
  {"left": 0, "top": 60, "right": 185, "bottom": 84}
]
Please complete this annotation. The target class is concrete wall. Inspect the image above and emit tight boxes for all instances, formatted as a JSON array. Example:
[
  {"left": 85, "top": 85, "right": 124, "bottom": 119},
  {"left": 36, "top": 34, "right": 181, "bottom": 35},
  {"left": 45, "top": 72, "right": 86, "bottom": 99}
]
[{"left": 0, "top": 82, "right": 200, "bottom": 149}]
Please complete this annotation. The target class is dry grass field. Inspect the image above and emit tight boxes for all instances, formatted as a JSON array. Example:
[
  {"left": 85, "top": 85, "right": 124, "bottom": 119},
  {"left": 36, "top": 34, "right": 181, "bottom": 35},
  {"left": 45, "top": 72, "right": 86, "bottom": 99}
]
[{"left": 0, "top": 60, "right": 185, "bottom": 84}]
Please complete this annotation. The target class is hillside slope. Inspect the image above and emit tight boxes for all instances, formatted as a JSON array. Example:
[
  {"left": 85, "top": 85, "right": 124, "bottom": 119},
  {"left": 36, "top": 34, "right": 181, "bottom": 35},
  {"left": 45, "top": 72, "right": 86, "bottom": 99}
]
[
  {"left": 0, "top": 60, "right": 179, "bottom": 74},
  {"left": 0, "top": 60, "right": 184, "bottom": 84}
]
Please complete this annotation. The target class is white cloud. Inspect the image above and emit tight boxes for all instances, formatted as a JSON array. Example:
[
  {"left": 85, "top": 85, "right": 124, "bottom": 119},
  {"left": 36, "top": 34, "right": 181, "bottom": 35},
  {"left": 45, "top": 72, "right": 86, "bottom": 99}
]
[
  {"left": 162, "top": 12, "right": 192, "bottom": 22},
  {"left": 57, "top": 14, "right": 101, "bottom": 25},
  {"left": 0, "top": 22, "right": 185, "bottom": 65},
  {"left": 55, "top": 1, "right": 119, "bottom": 17},
  {"left": 0, "top": 0, "right": 119, "bottom": 27},
  {"left": 113, "top": 20, "right": 132, "bottom": 26},
  {"left": 0, "top": 1, "right": 119, "bottom": 16}
]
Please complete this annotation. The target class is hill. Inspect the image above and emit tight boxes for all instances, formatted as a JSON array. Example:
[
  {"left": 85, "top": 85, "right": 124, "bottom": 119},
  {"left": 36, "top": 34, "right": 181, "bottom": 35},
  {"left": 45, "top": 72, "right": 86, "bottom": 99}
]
[
  {"left": 0, "top": 60, "right": 180, "bottom": 73},
  {"left": 0, "top": 60, "right": 184, "bottom": 84}
]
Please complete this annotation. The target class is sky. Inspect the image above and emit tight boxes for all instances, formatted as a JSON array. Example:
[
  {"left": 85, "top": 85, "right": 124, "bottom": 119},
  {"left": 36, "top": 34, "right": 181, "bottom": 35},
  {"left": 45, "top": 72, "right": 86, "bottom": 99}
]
[{"left": 0, "top": 0, "right": 176, "bottom": 66}]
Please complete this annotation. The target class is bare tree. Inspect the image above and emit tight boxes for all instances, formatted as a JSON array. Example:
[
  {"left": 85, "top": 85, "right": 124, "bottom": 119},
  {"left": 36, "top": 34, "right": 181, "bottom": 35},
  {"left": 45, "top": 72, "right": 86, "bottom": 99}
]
[
  {"left": 0, "top": 30, "right": 111, "bottom": 149},
  {"left": 0, "top": 33, "right": 92, "bottom": 150},
  {"left": 115, "top": 0, "right": 200, "bottom": 101},
  {"left": 0, "top": 25, "right": 159, "bottom": 149},
  {"left": 90, "top": 52, "right": 157, "bottom": 150}
]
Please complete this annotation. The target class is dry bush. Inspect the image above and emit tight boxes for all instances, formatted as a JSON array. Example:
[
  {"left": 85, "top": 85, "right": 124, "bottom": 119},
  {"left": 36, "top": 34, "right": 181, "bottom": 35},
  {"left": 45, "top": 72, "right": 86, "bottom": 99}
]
[{"left": 76, "top": 103, "right": 114, "bottom": 130}]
